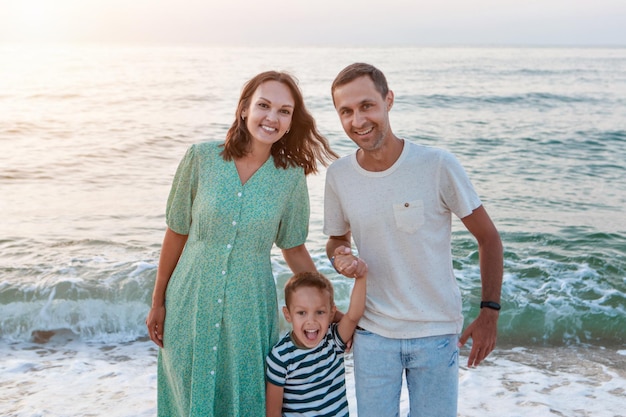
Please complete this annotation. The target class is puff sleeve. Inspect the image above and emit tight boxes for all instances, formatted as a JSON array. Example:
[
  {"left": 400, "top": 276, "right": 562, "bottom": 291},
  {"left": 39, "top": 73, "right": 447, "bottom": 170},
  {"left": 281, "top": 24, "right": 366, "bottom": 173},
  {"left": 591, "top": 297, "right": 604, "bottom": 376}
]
[
  {"left": 165, "top": 145, "right": 198, "bottom": 235},
  {"left": 275, "top": 169, "right": 309, "bottom": 249}
]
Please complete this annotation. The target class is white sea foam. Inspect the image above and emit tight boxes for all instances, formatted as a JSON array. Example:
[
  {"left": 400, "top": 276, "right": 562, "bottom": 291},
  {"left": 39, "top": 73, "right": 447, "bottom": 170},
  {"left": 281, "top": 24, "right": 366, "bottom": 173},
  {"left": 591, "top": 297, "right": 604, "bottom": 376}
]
[{"left": 1, "top": 338, "right": 624, "bottom": 417}]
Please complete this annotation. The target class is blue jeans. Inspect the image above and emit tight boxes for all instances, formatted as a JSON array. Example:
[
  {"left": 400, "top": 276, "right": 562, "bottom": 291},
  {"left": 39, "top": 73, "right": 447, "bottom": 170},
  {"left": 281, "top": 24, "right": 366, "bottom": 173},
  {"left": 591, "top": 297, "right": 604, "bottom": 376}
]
[{"left": 353, "top": 329, "right": 459, "bottom": 417}]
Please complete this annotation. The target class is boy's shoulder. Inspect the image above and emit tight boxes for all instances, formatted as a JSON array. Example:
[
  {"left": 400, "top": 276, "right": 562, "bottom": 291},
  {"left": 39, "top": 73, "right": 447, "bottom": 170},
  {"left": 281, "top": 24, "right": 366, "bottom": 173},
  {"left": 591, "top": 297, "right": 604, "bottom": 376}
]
[{"left": 271, "top": 331, "right": 295, "bottom": 353}]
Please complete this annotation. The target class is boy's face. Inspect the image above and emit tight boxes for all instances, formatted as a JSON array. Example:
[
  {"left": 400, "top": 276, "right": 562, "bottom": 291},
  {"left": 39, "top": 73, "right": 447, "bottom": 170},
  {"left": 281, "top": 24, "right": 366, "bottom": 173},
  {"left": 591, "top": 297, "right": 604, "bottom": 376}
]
[{"left": 283, "top": 286, "right": 336, "bottom": 349}]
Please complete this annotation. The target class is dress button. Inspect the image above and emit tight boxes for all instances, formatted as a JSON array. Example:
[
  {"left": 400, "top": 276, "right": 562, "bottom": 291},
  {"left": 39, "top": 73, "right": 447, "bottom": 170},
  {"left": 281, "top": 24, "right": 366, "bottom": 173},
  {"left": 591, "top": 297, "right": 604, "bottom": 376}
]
[
  {"left": 210, "top": 370, "right": 215, "bottom": 375},
  {"left": 232, "top": 221, "right": 237, "bottom": 226},
  {"left": 217, "top": 299, "right": 222, "bottom": 303},
  {"left": 227, "top": 244, "right": 232, "bottom": 249},
  {"left": 213, "top": 346, "right": 217, "bottom": 351},
  {"left": 237, "top": 192, "right": 242, "bottom": 197},
  {"left": 222, "top": 270, "right": 226, "bottom": 275},
  {"left": 215, "top": 323, "right": 220, "bottom": 328}
]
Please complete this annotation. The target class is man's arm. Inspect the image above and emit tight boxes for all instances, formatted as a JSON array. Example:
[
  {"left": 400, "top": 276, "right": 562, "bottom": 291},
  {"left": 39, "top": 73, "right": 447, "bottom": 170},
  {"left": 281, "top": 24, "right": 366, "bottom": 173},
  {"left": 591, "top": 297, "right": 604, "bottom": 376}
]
[
  {"left": 326, "top": 233, "right": 366, "bottom": 278},
  {"left": 326, "top": 233, "right": 352, "bottom": 262},
  {"left": 458, "top": 205, "right": 503, "bottom": 367}
]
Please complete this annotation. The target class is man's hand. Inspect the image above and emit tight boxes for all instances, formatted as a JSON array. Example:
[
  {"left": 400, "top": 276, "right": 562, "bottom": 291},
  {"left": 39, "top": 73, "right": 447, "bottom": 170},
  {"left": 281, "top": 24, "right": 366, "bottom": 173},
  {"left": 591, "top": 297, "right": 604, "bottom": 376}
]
[
  {"left": 458, "top": 308, "right": 499, "bottom": 367},
  {"left": 333, "top": 246, "right": 366, "bottom": 278}
]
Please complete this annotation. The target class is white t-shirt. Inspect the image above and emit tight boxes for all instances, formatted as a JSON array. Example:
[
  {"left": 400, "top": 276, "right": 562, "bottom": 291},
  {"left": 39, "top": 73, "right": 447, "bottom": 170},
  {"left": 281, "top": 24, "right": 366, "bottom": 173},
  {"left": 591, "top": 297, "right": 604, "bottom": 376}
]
[{"left": 324, "top": 140, "right": 481, "bottom": 339}]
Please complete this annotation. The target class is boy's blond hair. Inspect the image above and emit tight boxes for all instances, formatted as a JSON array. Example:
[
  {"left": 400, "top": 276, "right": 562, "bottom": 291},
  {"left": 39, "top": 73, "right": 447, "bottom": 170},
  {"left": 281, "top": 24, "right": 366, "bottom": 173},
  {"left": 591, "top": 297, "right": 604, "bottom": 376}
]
[{"left": 284, "top": 271, "right": 334, "bottom": 308}]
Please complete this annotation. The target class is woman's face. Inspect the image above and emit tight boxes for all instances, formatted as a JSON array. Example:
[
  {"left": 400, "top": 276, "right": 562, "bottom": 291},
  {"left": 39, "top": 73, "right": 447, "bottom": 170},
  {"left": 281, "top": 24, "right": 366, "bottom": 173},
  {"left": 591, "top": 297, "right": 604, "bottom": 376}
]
[{"left": 242, "top": 80, "right": 294, "bottom": 149}]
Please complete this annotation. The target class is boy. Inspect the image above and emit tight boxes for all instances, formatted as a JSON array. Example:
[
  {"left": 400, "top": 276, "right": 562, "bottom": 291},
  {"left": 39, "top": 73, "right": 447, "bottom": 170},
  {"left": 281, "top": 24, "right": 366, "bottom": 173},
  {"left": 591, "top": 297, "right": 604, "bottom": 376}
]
[{"left": 265, "top": 257, "right": 367, "bottom": 417}]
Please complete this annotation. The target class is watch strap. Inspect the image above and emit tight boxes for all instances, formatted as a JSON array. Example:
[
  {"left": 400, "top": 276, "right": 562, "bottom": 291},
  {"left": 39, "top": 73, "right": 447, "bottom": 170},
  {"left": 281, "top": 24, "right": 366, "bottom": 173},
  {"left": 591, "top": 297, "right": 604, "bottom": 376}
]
[{"left": 480, "top": 301, "right": 501, "bottom": 311}]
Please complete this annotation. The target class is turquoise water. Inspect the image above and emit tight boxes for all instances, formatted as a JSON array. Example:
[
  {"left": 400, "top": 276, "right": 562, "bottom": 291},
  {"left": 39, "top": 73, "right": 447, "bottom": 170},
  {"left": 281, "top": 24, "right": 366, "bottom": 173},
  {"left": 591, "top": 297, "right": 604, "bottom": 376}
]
[{"left": 1, "top": 45, "right": 625, "bottom": 349}]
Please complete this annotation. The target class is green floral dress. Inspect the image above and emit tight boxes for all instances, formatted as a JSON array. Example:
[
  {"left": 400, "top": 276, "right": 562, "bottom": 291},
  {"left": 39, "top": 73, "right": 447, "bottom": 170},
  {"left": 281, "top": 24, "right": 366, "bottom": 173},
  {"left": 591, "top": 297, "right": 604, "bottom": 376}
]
[{"left": 157, "top": 142, "right": 309, "bottom": 416}]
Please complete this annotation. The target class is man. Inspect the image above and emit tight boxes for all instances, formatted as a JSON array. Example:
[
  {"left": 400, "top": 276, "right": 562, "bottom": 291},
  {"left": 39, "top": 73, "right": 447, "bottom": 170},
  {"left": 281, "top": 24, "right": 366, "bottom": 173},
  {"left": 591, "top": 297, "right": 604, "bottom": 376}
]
[{"left": 324, "top": 63, "right": 503, "bottom": 417}]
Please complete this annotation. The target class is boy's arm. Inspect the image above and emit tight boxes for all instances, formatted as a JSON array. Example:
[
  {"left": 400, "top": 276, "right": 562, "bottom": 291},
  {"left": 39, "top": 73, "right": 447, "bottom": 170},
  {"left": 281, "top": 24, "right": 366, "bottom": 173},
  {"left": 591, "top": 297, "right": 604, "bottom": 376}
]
[
  {"left": 266, "top": 381, "right": 284, "bottom": 417},
  {"left": 337, "top": 259, "right": 367, "bottom": 344}
]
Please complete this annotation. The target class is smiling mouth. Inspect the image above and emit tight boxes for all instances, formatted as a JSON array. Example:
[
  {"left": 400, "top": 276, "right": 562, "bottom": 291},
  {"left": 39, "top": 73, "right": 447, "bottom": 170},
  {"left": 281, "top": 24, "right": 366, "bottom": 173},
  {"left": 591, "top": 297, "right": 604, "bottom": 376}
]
[
  {"left": 304, "top": 329, "right": 319, "bottom": 341},
  {"left": 355, "top": 127, "right": 373, "bottom": 136},
  {"left": 261, "top": 125, "right": 278, "bottom": 133}
]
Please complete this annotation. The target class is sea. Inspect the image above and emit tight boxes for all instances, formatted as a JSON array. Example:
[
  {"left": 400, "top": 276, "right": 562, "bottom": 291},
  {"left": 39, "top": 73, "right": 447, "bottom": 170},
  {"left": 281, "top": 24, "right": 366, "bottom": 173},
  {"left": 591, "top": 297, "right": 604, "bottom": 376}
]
[{"left": 1, "top": 44, "right": 625, "bottom": 417}]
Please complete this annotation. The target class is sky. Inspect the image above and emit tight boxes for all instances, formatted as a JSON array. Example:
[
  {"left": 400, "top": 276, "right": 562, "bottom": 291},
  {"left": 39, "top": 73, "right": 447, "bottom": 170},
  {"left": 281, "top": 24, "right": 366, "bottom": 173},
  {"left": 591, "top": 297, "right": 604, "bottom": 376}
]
[{"left": 0, "top": 0, "right": 625, "bottom": 46}]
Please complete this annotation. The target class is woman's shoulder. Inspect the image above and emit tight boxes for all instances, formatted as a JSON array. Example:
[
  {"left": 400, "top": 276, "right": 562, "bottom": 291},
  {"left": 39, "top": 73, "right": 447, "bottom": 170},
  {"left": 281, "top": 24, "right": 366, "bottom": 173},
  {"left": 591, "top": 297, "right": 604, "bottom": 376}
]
[
  {"left": 180, "top": 141, "right": 224, "bottom": 165},
  {"left": 192, "top": 140, "right": 223, "bottom": 155}
]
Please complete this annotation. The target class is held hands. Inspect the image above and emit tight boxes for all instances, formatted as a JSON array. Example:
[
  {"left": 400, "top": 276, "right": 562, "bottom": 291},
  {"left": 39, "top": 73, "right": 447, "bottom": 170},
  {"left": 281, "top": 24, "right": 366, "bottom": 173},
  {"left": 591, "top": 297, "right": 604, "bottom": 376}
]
[
  {"left": 146, "top": 305, "right": 166, "bottom": 348},
  {"left": 332, "top": 246, "right": 367, "bottom": 279}
]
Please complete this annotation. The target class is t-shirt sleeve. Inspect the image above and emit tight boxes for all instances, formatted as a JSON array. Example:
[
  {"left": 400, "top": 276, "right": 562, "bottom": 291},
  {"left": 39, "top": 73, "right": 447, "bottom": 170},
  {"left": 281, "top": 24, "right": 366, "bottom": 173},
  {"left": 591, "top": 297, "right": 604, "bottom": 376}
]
[
  {"left": 323, "top": 165, "right": 349, "bottom": 237},
  {"left": 275, "top": 169, "right": 310, "bottom": 249},
  {"left": 330, "top": 322, "right": 348, "bottom": 353},
  {"left": 266, "top": 346, "right": 288, "bottom": 387},
  {"left": 165, "top": 145, "right": 198, "bottom": 235},
  {"left": 439, "top": 151, "right": 482, "bottom": 219}
]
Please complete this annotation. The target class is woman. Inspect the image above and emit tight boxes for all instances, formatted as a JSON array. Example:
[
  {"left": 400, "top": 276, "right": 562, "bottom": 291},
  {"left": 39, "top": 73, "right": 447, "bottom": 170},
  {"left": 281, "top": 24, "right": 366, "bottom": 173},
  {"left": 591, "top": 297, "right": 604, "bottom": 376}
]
[{"left": 146, "top": 71, "right": 337, "bottom": 416}]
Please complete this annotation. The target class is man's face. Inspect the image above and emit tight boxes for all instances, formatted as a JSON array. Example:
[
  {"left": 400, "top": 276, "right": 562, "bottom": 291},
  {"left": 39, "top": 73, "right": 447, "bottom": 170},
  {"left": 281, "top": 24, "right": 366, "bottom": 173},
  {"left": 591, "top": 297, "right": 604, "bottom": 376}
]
[{"left": 332, "top": 75, "right": 393, "bottom": 152}]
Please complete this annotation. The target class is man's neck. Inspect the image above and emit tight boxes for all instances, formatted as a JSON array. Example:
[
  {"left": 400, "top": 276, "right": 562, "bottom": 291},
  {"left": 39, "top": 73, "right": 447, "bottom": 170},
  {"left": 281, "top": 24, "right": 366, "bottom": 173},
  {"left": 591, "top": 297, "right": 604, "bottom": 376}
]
[{"left": 357, "top": 136, "right": 404, "bottom": 172}]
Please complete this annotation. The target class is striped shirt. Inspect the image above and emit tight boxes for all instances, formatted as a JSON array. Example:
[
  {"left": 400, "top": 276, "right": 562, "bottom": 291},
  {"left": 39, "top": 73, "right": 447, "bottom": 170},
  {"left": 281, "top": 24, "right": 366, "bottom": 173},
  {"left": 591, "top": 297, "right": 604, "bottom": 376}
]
[{"left": 266, "top": 323, "right": 349, "bottom": 416}]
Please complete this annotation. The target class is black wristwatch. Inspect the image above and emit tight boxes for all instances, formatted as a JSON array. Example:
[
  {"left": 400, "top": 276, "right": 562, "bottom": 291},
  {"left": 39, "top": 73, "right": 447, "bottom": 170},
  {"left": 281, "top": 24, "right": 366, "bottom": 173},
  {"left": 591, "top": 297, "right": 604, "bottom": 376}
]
[{"left": 480, "top": 301, "right": 501, "bottom": 311}]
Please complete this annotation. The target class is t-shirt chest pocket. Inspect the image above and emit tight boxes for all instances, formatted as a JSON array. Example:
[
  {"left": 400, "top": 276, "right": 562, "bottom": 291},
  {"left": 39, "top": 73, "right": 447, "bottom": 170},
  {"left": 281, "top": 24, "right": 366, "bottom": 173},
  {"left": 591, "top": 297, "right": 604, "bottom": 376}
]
[{"left": 392, "top": 199, "right": 424, "bottom": 233}]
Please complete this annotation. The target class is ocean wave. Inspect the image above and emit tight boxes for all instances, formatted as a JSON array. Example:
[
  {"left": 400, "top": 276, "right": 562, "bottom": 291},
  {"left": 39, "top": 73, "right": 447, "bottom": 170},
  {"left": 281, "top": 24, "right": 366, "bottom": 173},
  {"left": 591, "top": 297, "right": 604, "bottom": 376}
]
[
  {"left": 397, "top": 92, "right": 600, "bottom": 110},
  {"left": 455, "top": 229, "right": 626, "bottom": 347},
  {"left": 0, "top": 257, "right": 156, "bottom": 343},
  {"left": 1, "top": 230, "right": 624, "bottom": 347}
]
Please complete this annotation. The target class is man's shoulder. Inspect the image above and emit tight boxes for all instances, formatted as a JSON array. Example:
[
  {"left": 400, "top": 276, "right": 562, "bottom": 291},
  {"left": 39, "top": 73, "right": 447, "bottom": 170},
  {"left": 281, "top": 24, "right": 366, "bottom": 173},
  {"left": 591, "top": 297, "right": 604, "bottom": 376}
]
[
  {"left": 406, "top": 140, "right": 448, "bottom": 156},
  {"left": 327, "top": 153, "right": 354, "bottom": 173},
  {"left": 405, "top": 141, "right": 458, "bottom": 164},
  {"left": 329, "top": 152, "right": 354, "bottom": 165}
]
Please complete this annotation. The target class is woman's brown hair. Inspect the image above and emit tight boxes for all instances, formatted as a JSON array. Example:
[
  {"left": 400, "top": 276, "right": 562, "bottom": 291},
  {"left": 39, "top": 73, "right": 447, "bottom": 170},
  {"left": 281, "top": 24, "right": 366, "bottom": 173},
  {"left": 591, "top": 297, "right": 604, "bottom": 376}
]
[{"left": 221, "top": 71, "right": 337, "bottom": 175}]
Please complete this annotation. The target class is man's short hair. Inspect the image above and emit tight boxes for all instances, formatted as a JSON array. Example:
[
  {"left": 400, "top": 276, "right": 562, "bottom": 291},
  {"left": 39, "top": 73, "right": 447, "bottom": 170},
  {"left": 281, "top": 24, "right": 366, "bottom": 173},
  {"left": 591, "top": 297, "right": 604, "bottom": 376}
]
[{"left": 331, "top": 62, "right": 389, "bottom": 103}]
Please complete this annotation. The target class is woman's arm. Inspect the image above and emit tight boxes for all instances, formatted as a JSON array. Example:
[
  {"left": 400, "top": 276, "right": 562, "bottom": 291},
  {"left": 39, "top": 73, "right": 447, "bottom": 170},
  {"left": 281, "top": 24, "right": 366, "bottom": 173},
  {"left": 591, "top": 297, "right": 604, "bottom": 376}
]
[
  {"left": 281, "top": 243, "right": 316, "bottom": 274},
  {"left": 146, "top": 227, "right": 188, "bottom": 348}
]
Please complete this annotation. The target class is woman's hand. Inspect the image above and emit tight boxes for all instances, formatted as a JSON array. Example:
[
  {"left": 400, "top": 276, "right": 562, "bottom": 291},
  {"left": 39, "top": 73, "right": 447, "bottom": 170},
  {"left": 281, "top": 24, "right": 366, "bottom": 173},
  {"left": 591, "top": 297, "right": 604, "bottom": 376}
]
[
  {"left": 146, "top": 228, "right": 189, "bottom": 349},
  {"left": 146, "top": 305, "right": 166, "bottom": 348}
]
